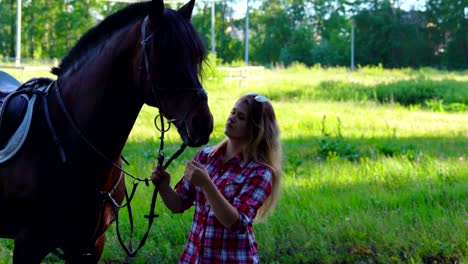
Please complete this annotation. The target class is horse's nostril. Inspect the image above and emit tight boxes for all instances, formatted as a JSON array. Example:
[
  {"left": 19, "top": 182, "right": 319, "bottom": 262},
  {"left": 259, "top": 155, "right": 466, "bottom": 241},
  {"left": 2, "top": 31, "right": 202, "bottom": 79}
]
[{"left": 188, "top": 112, "right": 212, "bottom": 146}]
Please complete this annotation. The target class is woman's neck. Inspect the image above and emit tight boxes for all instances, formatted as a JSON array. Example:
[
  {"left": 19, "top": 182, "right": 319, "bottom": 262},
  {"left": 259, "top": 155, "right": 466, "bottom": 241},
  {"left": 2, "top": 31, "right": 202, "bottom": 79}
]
[{"left": 223, "top": 139, "right": 246, "bottom": 163}]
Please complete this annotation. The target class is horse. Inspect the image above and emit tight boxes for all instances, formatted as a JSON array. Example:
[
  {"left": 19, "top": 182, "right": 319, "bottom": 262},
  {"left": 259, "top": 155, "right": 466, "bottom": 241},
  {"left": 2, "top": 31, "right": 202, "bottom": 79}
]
[{"left": 0, "top": 0, "right": 213, "bottom": 263}]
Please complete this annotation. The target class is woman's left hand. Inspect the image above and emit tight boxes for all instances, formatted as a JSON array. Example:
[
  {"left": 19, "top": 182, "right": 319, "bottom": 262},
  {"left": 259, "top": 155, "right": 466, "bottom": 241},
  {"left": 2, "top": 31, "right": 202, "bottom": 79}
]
[{"left": 184, "top": 160, "right": 210, "bottom": 188}]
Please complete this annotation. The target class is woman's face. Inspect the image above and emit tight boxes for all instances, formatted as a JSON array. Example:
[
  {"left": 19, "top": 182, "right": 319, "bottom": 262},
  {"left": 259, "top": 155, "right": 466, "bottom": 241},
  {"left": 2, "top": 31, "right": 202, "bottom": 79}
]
[{"left": 224, "top": 100, "right": 250, "bottom": 142}]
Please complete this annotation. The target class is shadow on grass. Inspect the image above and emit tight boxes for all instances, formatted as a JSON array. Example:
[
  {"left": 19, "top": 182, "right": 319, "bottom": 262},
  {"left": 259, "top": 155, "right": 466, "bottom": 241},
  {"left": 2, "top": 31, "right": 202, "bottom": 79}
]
[
  {"left": 284, "top": 135, "right": 467, "bottom": 162},
  {"left": 1, "top": 134, "right": 464, "bottom": 263},
  {"left": 121, "top": 133, "right": 467, "bottom": 165}
]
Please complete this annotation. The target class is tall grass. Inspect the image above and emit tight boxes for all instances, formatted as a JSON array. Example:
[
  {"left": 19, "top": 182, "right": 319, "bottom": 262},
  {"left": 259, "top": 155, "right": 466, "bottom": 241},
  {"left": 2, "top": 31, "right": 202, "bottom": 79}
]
[{"left": 0, "top": 66, "right": 466, "bottom": 263}]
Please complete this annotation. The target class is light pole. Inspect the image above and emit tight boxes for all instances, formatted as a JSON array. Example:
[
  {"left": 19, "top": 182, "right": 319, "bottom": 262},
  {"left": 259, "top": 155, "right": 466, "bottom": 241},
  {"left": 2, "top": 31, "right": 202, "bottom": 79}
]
[
  {"left": 350, "top": 18, "right": 355, "bottom": 71},
  {"left": 211, "top": 0, "right": 215, "bottom": 54},
  {"left": 15, "top": 0, "right": 22, "bottom": 67},
  {"left": 244, "top": 0, "right": 249, "bottom": 65}
]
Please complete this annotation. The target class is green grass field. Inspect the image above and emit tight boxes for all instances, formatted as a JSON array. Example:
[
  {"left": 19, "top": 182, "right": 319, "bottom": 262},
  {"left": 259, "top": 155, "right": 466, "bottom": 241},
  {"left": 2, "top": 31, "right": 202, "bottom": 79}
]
[{"left": 0, "top": 66, "right": 467, "bottom": 263}]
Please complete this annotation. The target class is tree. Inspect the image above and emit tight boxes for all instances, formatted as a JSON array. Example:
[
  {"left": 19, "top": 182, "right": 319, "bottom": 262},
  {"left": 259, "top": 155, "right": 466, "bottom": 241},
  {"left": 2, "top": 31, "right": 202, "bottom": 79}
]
[
  {"left": 426, "top": 0, "right": 468, "bottom": 69},
  {"left": 0, "top": 0, "right": 17, "bottom": 58},
  {"left": 192, "top": 1, "right": 243, "bottom": 64}
]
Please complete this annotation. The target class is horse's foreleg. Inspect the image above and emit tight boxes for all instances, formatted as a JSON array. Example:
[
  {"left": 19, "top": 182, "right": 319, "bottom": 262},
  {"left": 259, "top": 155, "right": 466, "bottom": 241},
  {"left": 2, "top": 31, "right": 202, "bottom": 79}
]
[
  {"left": 93, "top": 233, "right": 106, "bottom": 261},
  {"left": 13, "top": 230, "right": 54, "bottom": 264},
  {"left": 63, "top": 233, "right": 105, "bottom": 264}
]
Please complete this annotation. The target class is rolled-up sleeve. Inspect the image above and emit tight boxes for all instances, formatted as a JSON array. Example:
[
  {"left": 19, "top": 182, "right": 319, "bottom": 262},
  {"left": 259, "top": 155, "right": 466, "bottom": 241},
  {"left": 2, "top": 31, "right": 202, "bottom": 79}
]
[
  {"left": 174, "top": 150, "right": 207, "bottom": 211},
  {"left": 174, "top": 177, "right": 196, "bottom": 211},
  {"left": 229, "top": 167, "right": 272, "bottom": 233}
]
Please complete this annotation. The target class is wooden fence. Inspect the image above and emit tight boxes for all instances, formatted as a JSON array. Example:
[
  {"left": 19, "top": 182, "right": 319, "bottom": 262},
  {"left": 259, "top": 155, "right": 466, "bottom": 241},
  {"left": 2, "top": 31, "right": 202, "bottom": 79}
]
[
  {"left": 1, "top": 65, "right": 265, "bottom": 84},
  {"left": 216, "top": 66, "right": 264, "bottom": 81},
  {"left": 0, "top": 65, "right": 54, "bottom": 82}
]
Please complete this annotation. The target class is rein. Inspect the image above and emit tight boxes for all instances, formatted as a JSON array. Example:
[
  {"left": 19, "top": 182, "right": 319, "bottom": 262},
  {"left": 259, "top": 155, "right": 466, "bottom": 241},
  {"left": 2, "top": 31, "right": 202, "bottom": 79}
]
[
  {"left": 111, "top": 114, "right": 187, "bottom": 258},
  {"left": 52, "top": 80, "right": 187, "bottom": 258}
]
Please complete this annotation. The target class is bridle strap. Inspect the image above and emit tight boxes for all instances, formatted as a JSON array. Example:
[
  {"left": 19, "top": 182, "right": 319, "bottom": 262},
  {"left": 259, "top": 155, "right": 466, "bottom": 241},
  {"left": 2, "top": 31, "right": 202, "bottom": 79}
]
[
  {"left": 138, "top": 15, "right": 207, "bottom": 124},
  {"left": 140, "top": 16, "right": 153, "bottom": 81},
  {"left": 140, "top": 15, "right": 166, "bottom": 112}
]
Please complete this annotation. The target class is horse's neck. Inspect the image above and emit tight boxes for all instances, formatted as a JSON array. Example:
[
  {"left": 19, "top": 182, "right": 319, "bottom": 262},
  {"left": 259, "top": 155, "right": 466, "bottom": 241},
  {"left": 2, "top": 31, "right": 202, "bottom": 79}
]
[
  {"left": 65, "top": 22, "right": 140, "bottom": 92},
  {"left": 56, "top": 22, "right": 143, "bottom": 155}
]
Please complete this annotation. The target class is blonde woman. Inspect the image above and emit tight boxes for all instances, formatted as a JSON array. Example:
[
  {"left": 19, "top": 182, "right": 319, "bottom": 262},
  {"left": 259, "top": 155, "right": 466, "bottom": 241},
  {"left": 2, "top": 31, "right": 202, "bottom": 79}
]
[{"left": 151, "top": 92, "right": 282, "bottom": 263}]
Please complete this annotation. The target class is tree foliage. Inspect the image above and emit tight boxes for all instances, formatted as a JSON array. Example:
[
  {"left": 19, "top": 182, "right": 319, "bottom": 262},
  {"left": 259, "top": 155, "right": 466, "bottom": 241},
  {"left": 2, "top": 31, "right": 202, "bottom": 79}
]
[{"left": 0, "top": 0, "right": 465, "bottom": 69}]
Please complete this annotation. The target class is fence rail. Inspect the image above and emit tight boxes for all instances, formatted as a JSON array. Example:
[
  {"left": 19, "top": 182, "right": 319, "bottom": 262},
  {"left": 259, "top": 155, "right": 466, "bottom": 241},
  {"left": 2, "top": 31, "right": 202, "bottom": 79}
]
[
  {"left": 1, "top": 65, "right": 265, "bottom": 83},
  {"left": 0, "top": 65, "right": 52, "bottom": 71},
  {"left": 0, "top": 65, "right": 54, "bottom": 82},
  {"left": 216, "top": 66, "right": 264, "bottom": 81}
]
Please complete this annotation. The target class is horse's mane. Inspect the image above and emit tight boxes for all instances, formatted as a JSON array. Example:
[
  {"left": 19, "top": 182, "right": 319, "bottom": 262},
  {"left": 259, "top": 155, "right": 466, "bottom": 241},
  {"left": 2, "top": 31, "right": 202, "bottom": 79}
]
[
  {"left": 52, "top": 1, "right": 207, "bottom": 80},
  {"left": 51, "top": 2, "right": 149, "bottom": 76}
]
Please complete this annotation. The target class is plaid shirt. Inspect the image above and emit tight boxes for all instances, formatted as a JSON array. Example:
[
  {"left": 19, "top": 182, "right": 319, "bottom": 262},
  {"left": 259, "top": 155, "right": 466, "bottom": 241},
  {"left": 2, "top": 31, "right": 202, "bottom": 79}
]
[{"left": 175, "top": 145, "right": 273, "bottom": 264}]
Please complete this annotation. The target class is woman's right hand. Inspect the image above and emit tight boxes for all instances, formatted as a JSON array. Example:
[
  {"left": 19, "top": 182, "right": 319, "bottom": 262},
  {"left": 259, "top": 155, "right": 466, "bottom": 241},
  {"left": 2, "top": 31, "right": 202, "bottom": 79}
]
[
  {"left": 151, "top": 166, "right": 171, "bottom": 187},
  {"left": 150, "top": 166, "right": 183, "bottom": 213}
]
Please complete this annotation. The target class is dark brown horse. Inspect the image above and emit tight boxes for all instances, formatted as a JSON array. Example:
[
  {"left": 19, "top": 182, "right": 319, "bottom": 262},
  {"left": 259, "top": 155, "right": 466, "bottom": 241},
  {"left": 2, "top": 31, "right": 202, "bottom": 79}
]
[{"left": 0, "top": 0, "right": 213, "bottom": 263}]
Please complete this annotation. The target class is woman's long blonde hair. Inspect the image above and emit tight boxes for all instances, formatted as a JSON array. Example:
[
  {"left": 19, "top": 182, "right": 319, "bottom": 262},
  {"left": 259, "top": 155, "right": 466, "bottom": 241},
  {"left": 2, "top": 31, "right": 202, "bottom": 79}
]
[{"left": 214, "top": 93, "right": 282, "bottom": 220}]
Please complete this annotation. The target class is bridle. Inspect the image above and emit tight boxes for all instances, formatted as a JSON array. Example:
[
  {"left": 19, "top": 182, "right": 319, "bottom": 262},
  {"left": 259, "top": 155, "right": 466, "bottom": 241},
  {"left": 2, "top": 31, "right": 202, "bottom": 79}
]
[
  {"left": 47, "top": 15, "right": 209, "bottom": 259},
  {"left": 139, "top": 16, "right": 208, "bottom": 124}
]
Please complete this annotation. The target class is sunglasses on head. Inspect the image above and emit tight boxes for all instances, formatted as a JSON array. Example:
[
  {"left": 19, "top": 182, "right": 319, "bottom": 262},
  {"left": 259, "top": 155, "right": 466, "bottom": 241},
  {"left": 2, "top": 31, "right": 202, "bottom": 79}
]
[{"left": 245, "top": 92, "right": 268, "bottom": 103}]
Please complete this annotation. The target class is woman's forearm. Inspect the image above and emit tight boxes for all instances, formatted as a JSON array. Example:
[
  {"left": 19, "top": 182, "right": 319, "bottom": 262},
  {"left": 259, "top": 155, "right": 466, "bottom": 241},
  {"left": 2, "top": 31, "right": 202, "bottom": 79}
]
[
  {"left": 158, "top": 183, "right": 185, "bottom": 213},
  {"left": 202, "top": 180, "right": 239, "bottom": 228}
]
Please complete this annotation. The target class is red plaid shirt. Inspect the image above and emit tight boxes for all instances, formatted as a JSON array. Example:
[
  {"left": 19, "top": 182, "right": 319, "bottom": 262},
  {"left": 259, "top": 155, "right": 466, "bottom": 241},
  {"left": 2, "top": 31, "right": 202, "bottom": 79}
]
[{"left": 175, "top": 145, "right": 273, "bottom": 264}]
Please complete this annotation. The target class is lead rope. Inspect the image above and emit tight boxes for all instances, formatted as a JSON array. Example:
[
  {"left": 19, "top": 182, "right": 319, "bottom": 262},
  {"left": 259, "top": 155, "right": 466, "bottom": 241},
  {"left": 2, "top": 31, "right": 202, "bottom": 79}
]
[
  {"left": 113, "top": 111, "right": 187, "bottom": 258},
  {"left": 110, "top": 16, "right": 188, "bottom": 258}
]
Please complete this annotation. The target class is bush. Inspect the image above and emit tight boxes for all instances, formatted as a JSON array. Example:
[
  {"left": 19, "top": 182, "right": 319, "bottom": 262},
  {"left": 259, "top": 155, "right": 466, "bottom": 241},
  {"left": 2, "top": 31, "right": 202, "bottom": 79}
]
[{"left": 317, "top": 116, "right": 362, "bottom": 162}]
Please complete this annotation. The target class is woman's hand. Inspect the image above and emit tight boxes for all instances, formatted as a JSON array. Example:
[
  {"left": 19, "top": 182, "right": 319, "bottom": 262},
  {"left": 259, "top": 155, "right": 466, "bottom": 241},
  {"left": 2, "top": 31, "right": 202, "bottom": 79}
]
[
  {"left": 150, "top": 166, "right": 185, "bottom": 213},
  {"left": 184, "top": 160, "right": 210, "bottom": 189},
  {"left": 150, "top": 166, "right": 171, "bottom": 187},
  {"left": 186, "top": 160, "right": 240, "bottom": 228}
]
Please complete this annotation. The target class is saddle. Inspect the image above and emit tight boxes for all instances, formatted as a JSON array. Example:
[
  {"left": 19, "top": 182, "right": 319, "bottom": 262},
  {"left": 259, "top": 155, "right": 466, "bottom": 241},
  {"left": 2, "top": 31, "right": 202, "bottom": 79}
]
[
  {"left": 0, "top": 71, "right": 25, "bottom": 149},
  {"left": 0, "top": 71, "right": 53, "bottom": 163}
]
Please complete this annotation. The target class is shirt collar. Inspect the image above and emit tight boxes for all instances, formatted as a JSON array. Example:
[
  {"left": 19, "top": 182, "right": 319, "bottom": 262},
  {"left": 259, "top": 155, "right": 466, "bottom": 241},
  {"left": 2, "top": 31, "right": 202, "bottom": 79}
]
[{"left": 212, "top": 144, "right": 245, "bottom": 167}]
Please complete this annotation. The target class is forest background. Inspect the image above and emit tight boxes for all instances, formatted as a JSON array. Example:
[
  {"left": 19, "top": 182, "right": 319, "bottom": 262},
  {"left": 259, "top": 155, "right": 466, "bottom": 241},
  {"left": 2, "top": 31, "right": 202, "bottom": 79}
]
[{"left": 0, "top": 0, "right": 466, "bottom": 69}]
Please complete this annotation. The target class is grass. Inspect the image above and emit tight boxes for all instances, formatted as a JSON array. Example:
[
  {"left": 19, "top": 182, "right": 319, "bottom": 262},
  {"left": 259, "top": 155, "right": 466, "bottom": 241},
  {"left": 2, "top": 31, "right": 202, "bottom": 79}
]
[{"left": 0, "top": 66, "right": 467, "bottom": 263}]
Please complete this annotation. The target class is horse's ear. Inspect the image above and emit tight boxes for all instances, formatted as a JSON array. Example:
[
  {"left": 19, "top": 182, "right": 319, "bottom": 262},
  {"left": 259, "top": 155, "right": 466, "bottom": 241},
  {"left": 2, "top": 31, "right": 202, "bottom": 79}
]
[
  {"left": 177, "top": 0, "right": 195, "bottom": 20},
  {"left": 149, "top": 0, "right": 164, "bottom": 24}
]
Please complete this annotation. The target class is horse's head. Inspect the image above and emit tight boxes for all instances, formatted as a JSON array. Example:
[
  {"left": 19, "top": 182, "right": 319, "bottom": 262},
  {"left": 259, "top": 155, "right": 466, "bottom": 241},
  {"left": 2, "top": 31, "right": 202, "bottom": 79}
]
[{"left": 140, "top": 0, "right": 213, "bottom": 147}]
